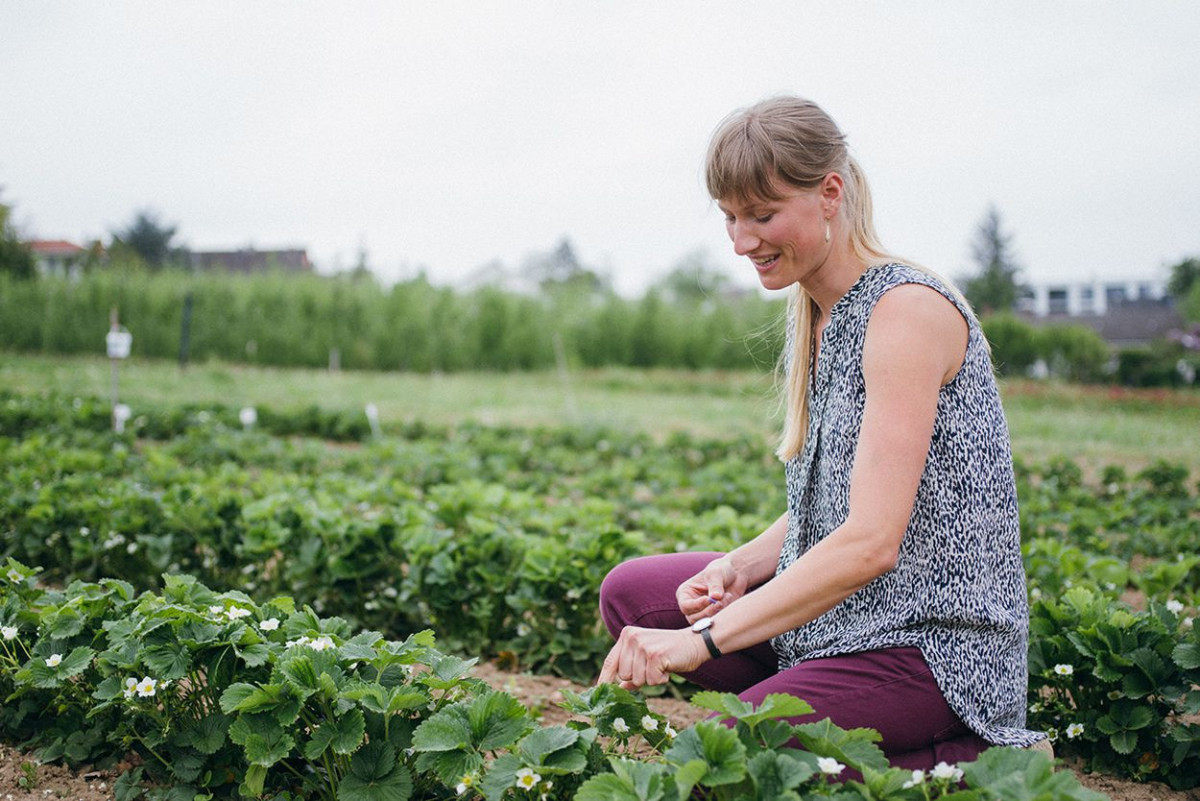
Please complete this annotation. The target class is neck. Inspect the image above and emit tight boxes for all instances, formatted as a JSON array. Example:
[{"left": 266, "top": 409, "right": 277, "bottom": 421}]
[{"left": 801, "top": 241, "right": 870, "bottom": 316}]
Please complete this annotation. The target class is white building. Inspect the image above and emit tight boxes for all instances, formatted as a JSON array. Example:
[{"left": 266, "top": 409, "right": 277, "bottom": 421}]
[{"left": 1022, "top": 275, "right": 1169, "bottom": 317}]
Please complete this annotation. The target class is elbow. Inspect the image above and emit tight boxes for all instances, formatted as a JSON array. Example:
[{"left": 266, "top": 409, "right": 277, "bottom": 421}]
[{"left": 864, "top": 544, "right": 901, "bottom": 580}]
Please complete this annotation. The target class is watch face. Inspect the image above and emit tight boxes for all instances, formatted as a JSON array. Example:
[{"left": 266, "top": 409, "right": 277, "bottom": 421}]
[{"left": 692, "top": 617, "right": 712, "bottom": 632}]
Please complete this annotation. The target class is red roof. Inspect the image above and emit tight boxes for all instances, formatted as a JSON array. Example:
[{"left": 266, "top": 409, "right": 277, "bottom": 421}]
[{"left": 27, "top": 240, "right": 86, "bottom": 256}]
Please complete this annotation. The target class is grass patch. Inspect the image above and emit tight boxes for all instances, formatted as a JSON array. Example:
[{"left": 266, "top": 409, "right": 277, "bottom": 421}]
[{"left": 3, "top": 351, "right": 1197, "bottom": 475}]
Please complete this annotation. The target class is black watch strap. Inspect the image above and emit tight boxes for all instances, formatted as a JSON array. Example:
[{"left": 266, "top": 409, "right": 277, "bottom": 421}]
[{"left": 698, "top": 625, "right": 722, "bottom": 659}]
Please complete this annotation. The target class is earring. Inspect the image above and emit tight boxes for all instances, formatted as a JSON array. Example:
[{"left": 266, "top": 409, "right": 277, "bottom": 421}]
[{"left": 824, "top": 218, "right": 831, "bottom": 243}]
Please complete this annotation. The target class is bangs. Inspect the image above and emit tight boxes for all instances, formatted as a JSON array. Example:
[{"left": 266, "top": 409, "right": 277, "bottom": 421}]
[{"left": 705, "top": 116, "right": 784, "bottom": 204}]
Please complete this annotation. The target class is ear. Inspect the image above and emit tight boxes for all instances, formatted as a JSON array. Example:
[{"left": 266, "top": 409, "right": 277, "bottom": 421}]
[{"left": 818, "top": 172, "right": 845, "bottom": 218}]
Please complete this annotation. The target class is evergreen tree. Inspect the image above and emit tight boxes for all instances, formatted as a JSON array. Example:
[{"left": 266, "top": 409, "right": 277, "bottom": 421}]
[
  {"left": 1166, "top": 256, "right": 1200, "bottom": 300},
  {"left": 111, "top": 209, "right": 184, "bottom": 269},
  {"left": 0, "top": 192, "right": 36, "bottom": 280},
  {"left": 964, "top": 205, "right": 1025, "bottom": 314}
]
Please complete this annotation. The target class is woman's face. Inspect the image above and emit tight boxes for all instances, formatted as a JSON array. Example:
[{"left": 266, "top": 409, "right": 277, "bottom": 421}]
[{"left": 717, "top": 183, "right": 828, "bottom": 292}]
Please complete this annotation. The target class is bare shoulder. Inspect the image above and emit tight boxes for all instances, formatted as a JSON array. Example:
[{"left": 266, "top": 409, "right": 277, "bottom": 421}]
[{"left": 866, "top": 283, "right": 969, "bottom": 384}]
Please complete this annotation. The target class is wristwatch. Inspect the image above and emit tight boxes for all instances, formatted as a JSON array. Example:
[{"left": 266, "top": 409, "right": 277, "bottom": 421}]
[{"left": 691, "top": 617, "right": 722, "bottom": 659}]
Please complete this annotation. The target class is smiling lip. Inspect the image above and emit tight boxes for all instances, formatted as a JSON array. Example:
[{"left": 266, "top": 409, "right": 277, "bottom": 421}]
[{"left": 751, "top": 254, "right": 780, "bottom": 273}]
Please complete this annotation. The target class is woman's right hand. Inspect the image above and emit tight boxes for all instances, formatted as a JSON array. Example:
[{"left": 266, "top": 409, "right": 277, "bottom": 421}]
[{"left": 677, "top": 555, "right": 748, "bottom": 623}]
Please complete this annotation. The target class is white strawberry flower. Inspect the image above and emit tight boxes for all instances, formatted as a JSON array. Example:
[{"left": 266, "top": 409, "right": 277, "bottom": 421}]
[
  {"left": 817, "top": 756, "right": 844, "bottom": 775},
  {"left": 1067, "top": 723, "right": 1085, "bottom": 739},
  {"left": 259, "top": 618, "right": 280, "bottom": 631},
  {"left": 641, "top": 715, "right": 659, "bottom": 732},
  {"left": 123, "top": 677, "right": 138, "bottom": 698},
  {"left": 931, "top": 762, "right": 963, "bottom": 782},
  {"left": 903, "top": 770, "right": 925, "bottom": 788},
  {"left": 664, "top": 724, "right": 677, "bottom": 739},
  {"left": 611, "top": 717, "right": 629, "bottom": 734},
  {"left": 1, "top": 626, "right": 17, "bottom": 640},
  {"left": 1166, "top": 599, "right": 1185, "bottom": 614},
  {"left": 226, "top": 606, "right": 252, "bottom": 620},
  {"left": 1053, "top": 663, "right": 1073, "bottom": 676},
  {"left": 136, "top": 677, "right": 158, "bottom": 697},
  {"left": 308, "top": 636, "right": 335, "bottom": 651},
  {"left": 514, "top": 768, "right": 541, "bottom": 791},
  {"left": 5, "top": 569, "right": 22, "bottom": 583},
  {"left": 45, "top": 653, "right": 63, "bottom": 668},
  {"left": 208, "top": 605, "right": 224, "bottom": 617}
]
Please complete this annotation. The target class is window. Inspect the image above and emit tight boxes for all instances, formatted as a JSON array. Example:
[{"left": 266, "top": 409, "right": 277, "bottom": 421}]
[
  {"left": 1078, "top": 286, "right": 1095, "bottom": 314},
  {"left": 1048, "top": 288, "right": 1069, "bottom": 315}
]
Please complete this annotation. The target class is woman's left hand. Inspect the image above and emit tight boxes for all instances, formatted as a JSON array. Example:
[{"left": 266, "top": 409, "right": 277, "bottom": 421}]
[{"left": 597, "top": 625, "right": 708, "bottom": 690}]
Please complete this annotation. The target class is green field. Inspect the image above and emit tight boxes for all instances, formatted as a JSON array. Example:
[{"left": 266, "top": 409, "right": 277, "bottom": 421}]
[{"left": 3, "top": 351, "right": 1198, "bottom": 475}]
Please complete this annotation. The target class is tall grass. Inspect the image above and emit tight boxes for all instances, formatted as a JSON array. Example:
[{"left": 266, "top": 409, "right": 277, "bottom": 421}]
[{"left": 0, "top": 270, "right": 785, "bottom": 372}]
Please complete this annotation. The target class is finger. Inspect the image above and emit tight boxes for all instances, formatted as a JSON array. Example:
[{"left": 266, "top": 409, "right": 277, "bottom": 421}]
[
  {"left": 597, "top": 645, "right": 621, "bottom": 685},
  {"left": 706, "top": 566, "right": 726, "bottom": 602}
]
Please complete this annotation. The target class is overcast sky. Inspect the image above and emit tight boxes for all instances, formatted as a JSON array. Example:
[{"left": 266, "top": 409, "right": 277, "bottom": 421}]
[{"left": 2, "top": 2, "right": 1198, "bottom": 296}]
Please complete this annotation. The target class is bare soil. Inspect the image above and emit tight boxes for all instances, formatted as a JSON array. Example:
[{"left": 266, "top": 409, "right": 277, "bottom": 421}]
[{"left": 1, "top": 662, "right": 1194, "bottom": 800}]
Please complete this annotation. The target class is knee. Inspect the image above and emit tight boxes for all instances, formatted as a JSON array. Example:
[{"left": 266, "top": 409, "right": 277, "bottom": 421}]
[{"left": 598, "top": 556, "right": 668, "bottom": 636}]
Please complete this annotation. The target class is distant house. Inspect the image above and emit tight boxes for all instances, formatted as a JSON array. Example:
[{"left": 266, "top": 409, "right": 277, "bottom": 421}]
[
  {"left": 28, "top": 239, "right": 87, "bottom": 279},
  {"left": 191, "top": 248, "right": 312, "bottom": 274},
  {"left": 1020, "top": 275, "right": 1182, "bottom": 347}
]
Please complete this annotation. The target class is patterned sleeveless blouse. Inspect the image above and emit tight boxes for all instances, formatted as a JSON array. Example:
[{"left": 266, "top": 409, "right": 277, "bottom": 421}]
[{"left": 772, "top": 263, "right": 1041, "bottom": 747}]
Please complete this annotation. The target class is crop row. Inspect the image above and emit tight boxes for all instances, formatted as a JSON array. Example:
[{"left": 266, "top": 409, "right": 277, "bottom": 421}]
[
  {"left": 2, "top": 391, "right": 1200, "bottom": 785},
  {"left": 1, "top": 566, "right": 1099, "bottom": 801}
]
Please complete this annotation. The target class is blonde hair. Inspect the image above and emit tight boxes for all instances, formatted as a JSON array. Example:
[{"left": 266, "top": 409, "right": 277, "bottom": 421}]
[{"left": 705, "top": 96, "right": 975, "bottom": 461}]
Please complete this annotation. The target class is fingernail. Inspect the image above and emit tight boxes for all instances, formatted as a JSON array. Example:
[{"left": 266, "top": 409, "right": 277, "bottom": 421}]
[{"left": 708, "top": 596, "right": 719, "bottom": 605}]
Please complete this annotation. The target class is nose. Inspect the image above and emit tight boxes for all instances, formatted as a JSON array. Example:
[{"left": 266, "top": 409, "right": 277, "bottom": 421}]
[{"left": 729, "top": 221, "right": 760, "bottom": 256}]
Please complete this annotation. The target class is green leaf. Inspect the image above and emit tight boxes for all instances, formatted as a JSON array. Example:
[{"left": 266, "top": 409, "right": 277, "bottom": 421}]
[
  {"left": 340, "top": 742, "right": 413, "bottom": 801},
  {"left": 242, "top": 728, "right": 295, "bottom": 767},
  {"left": 517, "top": 725, "right": 578, "bottom": 761},
  {"left": 236, "top": 642, "right": 271, "bottom": 667},
  {"left": 56, "top": 646, "right": 95, "bottom": 679},
  {"left": 671, "top": 760, "right": 709, "bottom": 801},
  {"left": 303, "top": 709, "right": 366, "bottom": 760},
  {"left": 469, "top": 691, "right": 530, "bottom": 751},
  {"left": 961, "top": 746, "right": 1108, "bottom": 801},
  {"left": 412, "top": 706, "right": 472, "bottom": 752},
  {"left": 664, "top": 720, "right": 746, "bottom": 786},
  {"left": 574, "top": 774, "right": 650, "bottom": 801},
  {"left": 735, "top": 693, "right": 814, "bottom": 729},
  {"left": 689, "top": 691, "right": 754, "bottom": 719},
  {"left": 1173, "top": 642, "right": 1200, "bottom": 670},
  {"left": 576, "top": 758, "right": 672, "bottom": 801},
  {"left": 747, "top": 750, "right": 814, "bottom": 796},
  {"left": 219, "top": 682, "right": 292, "bottom": 714},
  {"left": 179, "top": 713, "right": 229, "bottom": 755},
  {"left": 47, "top": 607, "right": 84, "bottom": 638},
  {"left": 1110, "top": 730, "right": 1139, "bottom": 755},
  {"left": 241, "top": 764, "right": 267, "bottom": 798},
  {"left": 791, "top": 718, "right": 889, "bottom": 774},
  {"left": 142, "top": 643, "right": 190, "bottom": 680},
  {"left": 166, "top": 747, "right": 206, "bottom": 782}
]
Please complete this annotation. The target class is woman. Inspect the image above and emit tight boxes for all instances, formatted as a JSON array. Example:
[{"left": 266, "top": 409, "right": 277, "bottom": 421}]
[{"left": 596, "top": 96, "right": 1046, "bottom": 769}]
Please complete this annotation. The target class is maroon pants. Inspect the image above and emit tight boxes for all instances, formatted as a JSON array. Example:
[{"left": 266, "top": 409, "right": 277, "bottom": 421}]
[{"left": 599, "top": 552, "right": 991, "bottom": 771}]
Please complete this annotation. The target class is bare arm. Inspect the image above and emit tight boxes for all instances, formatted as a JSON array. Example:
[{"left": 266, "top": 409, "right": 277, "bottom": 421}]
[
  {"left": 599, "top": 284, "right": 967, "bottom": 686},
  {"left": 675, "top": 511, "right": 788, "bottom": 623},
  {"left": 701, "top": 284, "right": 967, "bottom": 652}
]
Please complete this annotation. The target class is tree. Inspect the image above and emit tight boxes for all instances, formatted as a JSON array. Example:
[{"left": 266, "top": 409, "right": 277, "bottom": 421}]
[
  {"left": 522, "top": 238, "right": 606, "bottom": 295},
  {"left": 655, "top": 248, "right": 731, "bottom": 302},
  {"left": 0, "top": 191, "right": 36, "bottom": 280},
  {"left": 963, "top": 205, "right": 1025, "bottom": 314},
  {"left": 111, "top": 209, "right": 184, "bottom": 269},
  {"left": 1167, "top": 256, "right": 1200, "bottom": 300}
]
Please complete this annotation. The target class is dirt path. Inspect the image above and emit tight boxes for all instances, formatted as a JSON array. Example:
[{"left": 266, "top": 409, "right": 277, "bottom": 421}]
[{"left": 1, "top": 662, "right": 1193, "bottom": 800}]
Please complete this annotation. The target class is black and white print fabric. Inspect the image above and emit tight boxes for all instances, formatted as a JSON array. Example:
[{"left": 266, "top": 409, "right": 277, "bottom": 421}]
[{"left": 772, "top": 262, "right": 1042, "bottom": 747}]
